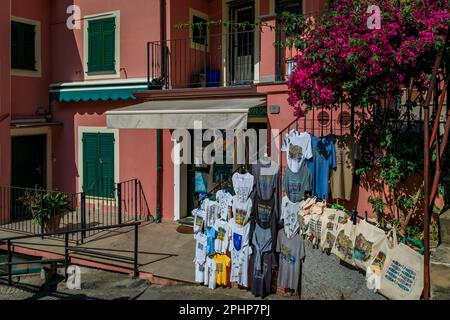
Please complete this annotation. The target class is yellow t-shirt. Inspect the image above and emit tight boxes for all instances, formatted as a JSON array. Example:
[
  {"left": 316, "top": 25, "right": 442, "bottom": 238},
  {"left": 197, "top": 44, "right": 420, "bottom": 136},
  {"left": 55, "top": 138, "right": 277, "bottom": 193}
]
[{"left": 214, "top": 254, "right": 231, "bottom": 286}]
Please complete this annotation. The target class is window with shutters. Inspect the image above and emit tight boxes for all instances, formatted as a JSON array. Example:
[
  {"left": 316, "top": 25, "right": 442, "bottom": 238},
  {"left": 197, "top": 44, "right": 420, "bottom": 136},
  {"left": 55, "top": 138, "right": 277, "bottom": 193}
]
[
  {"left": 87, "top": 17, "right": 117, "bottom": 74},
  {"left": 82, "top": 132, "right": 115, "bottom": 198},
  {"left": 11, "top": 17, "right": 41, "bottom": 76},
  {"left": 11, "top": 21, "right": 36, "bottom": 70}
]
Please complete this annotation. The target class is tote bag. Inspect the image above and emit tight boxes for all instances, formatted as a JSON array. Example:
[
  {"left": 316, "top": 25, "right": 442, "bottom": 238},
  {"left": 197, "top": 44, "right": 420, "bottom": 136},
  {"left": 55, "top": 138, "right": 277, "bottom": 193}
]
[
  {"left": 378, "top": 230, "right": 424, "bottom": 300},
  {"left": 353, "top": 220, "right": 387, "bottom": 270},
  {"left": 331, "top": 220, "right": 357, "bottom": 265},
  {"left": 320, "top": 209, "right": 349, "bottom": 251}
]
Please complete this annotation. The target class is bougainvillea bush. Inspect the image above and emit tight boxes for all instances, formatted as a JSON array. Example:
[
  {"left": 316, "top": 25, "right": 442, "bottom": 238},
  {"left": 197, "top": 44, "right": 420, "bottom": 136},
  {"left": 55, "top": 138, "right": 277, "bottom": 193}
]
[
  {"left": 286, "top": 0, "right": 450, "bottom": 116},
  {"left": 284, "top": 0, "right": 449, "bottom": 235}
]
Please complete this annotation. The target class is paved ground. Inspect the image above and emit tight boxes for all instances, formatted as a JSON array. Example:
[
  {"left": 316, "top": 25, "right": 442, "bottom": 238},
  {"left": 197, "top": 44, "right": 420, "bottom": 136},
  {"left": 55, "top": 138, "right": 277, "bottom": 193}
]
[{"left": 0, "top": 242, "right": 385, "bottom": 300}]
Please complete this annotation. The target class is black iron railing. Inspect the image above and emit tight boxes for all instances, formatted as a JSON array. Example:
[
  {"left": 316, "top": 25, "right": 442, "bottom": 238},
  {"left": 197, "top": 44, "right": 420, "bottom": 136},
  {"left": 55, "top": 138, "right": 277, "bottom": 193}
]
[
  {"left": 147, "top": 30, "right": 258, "bottom": 90},
  {"left": 0, "top": 221, "right": 141, "bottom": 286},
  {"left": 0, "top": 179, "right": 151, "bottom": 243}
]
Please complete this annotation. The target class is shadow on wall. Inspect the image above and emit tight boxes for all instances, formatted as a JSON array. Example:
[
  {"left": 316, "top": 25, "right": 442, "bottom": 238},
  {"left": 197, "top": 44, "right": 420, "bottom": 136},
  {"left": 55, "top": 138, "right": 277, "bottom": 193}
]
[
  {"left": 357, "top": 170, "right": 427, "bottom": 228},
  {"left": 50, "top": 0, "right": 84, "bottom": 83}
]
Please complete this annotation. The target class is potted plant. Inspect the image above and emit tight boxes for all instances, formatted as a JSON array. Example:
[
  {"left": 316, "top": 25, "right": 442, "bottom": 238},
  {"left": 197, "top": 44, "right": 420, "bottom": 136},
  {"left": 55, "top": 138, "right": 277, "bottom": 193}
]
[{"left": 18, "top": 191, "right": 72, "bottom": 232}]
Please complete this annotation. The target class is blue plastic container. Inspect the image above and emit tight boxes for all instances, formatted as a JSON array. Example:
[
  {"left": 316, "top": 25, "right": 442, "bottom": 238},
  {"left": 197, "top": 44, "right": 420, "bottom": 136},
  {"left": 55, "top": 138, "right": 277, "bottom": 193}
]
[{"left": 206, "top": 70, "right": 220, "bottom": 87}]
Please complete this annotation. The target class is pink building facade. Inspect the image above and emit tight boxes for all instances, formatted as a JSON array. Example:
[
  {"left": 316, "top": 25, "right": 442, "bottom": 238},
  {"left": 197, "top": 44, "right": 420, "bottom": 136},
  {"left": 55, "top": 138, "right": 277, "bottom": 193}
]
[{"left": 2, "top": 0, "right": 389, "bottom": 225}]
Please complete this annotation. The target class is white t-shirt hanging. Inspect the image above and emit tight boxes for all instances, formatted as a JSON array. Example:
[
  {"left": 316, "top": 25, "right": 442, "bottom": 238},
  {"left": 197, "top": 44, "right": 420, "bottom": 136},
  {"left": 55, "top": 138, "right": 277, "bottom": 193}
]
[
  {"left": 192, "top": 208, "right": 206, "bottom": 236},
  {"left": 232, "top": 172, "right": 254, "bottom": 202},
  {"left": 216, "top": 190, "right": 233, "bottom": 221},
  {"left": 194, "top": 233, "right": 207, "bottom": 265},
  {"left": 281, "top": 130, "right": 313, "bottom": 173},
  {"left": 229, "top": 218, "right": 252, "bottom": 288},
  {"left": 280, "top": 196, "right": 302, "bottom": 239},
  {"left": 195, "top": 263, "right": 205, "bottom": 284},
  {"left": 194, "top": 233, "right": 207, "bottom": 283},
  {"left": 213, "top": 219, "right": 231, "bottom": 254},
  {"left": 231, "top": 196, "right": 252, "bottom": 227},
  {"left": 203, "top": 199, "right": 220, "bottom": 228},
  {"left": 204, "top": 256, "right": 217, "bottom": 289}
]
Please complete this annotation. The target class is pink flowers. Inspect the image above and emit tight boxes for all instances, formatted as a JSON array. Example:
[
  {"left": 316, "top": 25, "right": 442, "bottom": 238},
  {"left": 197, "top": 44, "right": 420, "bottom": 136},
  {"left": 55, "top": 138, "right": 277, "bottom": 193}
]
[{"left": 287, "top": 0, "right": 450, "bottom": 116}]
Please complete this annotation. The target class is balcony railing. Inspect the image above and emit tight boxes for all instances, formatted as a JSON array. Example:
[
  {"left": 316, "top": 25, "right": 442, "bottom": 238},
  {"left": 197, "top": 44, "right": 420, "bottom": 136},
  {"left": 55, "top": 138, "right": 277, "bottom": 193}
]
[{"left": 147, "top": 30, "right": 259, "bottom": 90}]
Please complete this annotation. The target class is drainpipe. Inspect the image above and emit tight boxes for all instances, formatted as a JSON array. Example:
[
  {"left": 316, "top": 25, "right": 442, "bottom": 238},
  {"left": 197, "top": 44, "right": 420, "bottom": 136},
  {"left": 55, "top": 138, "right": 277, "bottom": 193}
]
[{"left": 154, "top": 0, "right": 166, "bottom": 224}]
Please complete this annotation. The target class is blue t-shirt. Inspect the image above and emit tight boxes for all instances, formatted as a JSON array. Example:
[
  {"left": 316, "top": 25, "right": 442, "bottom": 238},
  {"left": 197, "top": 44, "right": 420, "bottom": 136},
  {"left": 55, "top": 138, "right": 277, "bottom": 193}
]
[
  {"left": 205, "top": 227, "right": 217, "bottom": 256},
  {"left": 307, "top": 135, "right": 336, "bottom": 200}
]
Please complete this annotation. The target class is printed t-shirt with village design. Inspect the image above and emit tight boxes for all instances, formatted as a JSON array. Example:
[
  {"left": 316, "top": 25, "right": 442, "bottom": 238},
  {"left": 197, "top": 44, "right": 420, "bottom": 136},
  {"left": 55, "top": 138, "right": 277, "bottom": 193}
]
[
  {"left": 192, "top": 208, "right": 206, "bottom": 235},
  {"left": 276, "top": 229, "right": 306, "bottom": 292},
  {"left": 231, "top": 196, "right": 252, "bottom": 227},
  {"left": 214, "top": 253, "right": 231, "bottom": 286},
  {"left": 203, "top": 256, "right": 217, "bottom": 289},
  {"left": 213, "top": 219, "right": 231, "bottom": 254},
  {"left": 216, "top": 190, "right": 233, "bottom": 221},
  {"left": 281, "top": 130, "right": 313, "bottom": 173},
  {"left": 283, "top": 163, "right": 312, "bottom": 203},
  {"left": 251, "top": 252, "right": 277, "bottom": 299},
  {"left": 194, "top": 232, "right": 207, "bottom": 283},
  {"left": 203, "top": 199, "right": 220, "bottom": 228},
  {"left": 232, "top": 172, "right": 254, "bottom": 202},
  {"left": 280, "top": 196, "right": 302, "bottom": 239},
  {"left": 229, "top": 218, "right": 252, "bottom": 288}
]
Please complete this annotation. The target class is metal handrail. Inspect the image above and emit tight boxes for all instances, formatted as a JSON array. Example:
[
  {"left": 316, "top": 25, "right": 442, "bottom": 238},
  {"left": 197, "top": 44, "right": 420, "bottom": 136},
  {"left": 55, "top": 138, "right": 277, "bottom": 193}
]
[{"left": 0, "top": 221, "right": 141, "bottom": 287}]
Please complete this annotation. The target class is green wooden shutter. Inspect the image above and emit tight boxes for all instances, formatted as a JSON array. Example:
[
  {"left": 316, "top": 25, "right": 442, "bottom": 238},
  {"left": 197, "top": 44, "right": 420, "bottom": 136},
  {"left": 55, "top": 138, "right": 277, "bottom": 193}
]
[
  {"left": 83, "top": 133, "right": 115, "bottom": 198},
  {"left": 98, "top": 133, "right": 115, "bottom": 198},
  {"left": 83, "top": 133, "right": 100, "bottom": 196},
  {"left": 88, "top": 18, "right": 116, "bottom": 73},
  {"left": 88, "top": 20, "right": 102, "bottom": 73},
  {"left": 101, "top": 18, "right": 116, "bottom": 72}
]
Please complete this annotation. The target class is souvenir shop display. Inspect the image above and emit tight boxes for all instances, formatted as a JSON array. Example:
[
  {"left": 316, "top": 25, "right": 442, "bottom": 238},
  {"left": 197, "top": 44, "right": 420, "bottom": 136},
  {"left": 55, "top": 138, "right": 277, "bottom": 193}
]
[{"left": 189, "top": 127, "right": 423, "bottom": 300}]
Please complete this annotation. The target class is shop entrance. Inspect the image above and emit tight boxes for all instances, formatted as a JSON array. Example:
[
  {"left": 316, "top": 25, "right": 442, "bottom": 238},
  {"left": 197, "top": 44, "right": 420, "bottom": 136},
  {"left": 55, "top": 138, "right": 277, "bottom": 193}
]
[
  {"left": 180, "top": 121, "right": 267, "bottom": 224},
  {"left": 11, "top": 135, "right": 46, "bottom": 189}
]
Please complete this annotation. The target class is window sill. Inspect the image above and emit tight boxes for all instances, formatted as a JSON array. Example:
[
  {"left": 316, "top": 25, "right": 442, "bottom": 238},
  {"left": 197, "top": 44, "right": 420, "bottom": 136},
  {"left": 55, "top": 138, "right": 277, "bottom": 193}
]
[
  {"left": 84, "top": 71, "right": 120, "bottom": 80},
  {"left": 11, "top": 68, "right": 42, "bottom": 78}
]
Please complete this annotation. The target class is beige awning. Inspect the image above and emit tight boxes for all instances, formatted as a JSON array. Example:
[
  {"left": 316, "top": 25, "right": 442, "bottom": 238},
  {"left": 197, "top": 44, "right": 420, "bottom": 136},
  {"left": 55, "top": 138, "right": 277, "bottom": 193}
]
[{"left": 106, "top": 97, "right": 266, "bottom": 130}]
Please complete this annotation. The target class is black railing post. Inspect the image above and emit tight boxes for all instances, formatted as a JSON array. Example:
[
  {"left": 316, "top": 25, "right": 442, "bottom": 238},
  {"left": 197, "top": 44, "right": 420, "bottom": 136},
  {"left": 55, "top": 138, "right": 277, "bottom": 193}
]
[
  {"left": 80, "top": 192, "right": 86, "bottom": 242},
  {"left": 7, "top": 240, "right": 12, "bottom": 286},
  {"left": 134, "top": 223, "right": 139, "bottom": 278},
  {"left": 64, "top": 232, "right": 69, "bottom": 281},
  {"left": 117, "top": 183, "right": 122, "bottom": 224},
  {"left": 134, "top": 180, "right": 138, "bottom": 221},
  {"left": 40, "top": 191, "right": 44, "bottom": 238}
]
